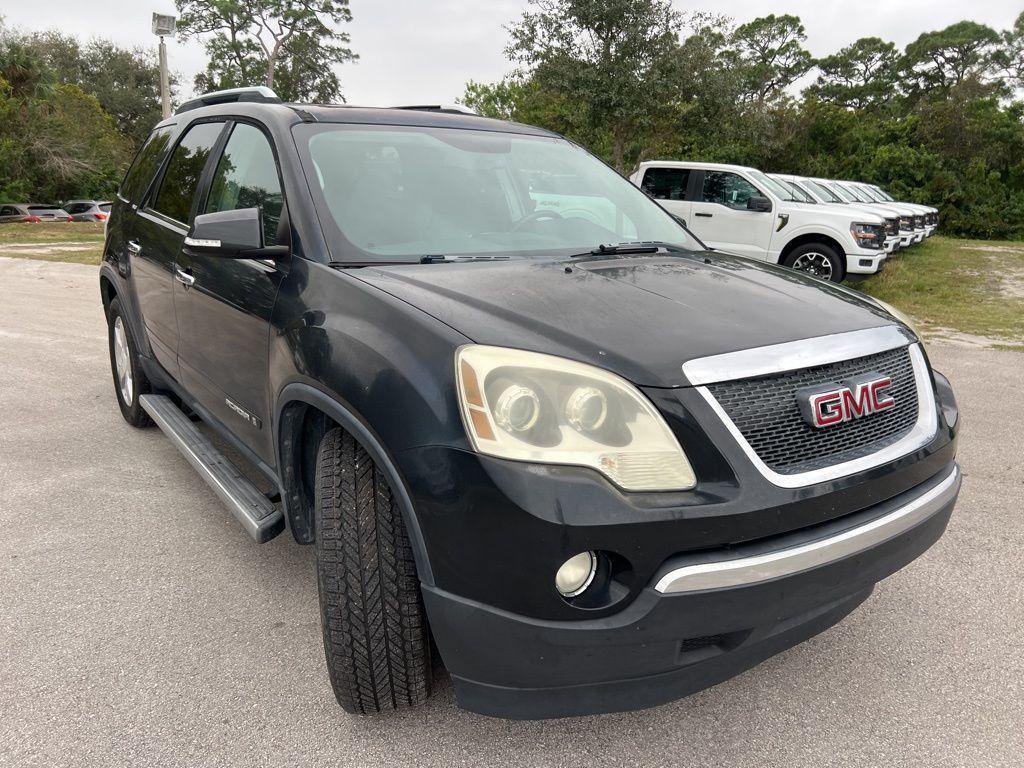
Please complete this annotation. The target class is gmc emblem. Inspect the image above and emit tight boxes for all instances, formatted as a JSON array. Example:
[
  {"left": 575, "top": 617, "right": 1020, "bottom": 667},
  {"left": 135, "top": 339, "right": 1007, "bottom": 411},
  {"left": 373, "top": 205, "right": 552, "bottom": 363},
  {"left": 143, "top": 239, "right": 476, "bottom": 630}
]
[{"left": 797, "top": 373, "right": 896, "bottom": 429}]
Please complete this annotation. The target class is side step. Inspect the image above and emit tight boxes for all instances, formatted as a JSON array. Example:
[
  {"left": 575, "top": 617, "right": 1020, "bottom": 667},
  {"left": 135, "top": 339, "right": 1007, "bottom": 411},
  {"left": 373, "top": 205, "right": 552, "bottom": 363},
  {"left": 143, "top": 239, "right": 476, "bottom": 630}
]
[{"left": 140, "top": 394, "right": 284, "bottom": 543}]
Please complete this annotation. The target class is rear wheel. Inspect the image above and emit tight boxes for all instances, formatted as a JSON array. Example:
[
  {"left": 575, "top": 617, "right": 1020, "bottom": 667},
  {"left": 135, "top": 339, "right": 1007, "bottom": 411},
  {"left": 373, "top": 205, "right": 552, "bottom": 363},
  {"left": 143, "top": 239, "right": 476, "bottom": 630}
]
[
  {"left": 783, "top": 243, "right": 844, "bottom": 283},
  {"left": 106, "top": 297, "right": 153, "bottom": 427},
  {"left": 314, "top": 427, "right": 432, "bottom": 714}
]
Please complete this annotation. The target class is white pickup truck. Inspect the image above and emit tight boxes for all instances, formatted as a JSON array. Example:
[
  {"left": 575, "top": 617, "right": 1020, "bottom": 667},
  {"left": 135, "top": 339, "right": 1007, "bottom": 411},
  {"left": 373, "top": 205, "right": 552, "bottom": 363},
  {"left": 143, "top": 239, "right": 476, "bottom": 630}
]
[
  {"left": 772, "top": 174, "right": 905, "bottom": 251},
  {"left": 631, "top": 161, "right": 894, "bottom": 282},
  {"left": 839, "top": 181, "right": 938, "bottom": 240}
]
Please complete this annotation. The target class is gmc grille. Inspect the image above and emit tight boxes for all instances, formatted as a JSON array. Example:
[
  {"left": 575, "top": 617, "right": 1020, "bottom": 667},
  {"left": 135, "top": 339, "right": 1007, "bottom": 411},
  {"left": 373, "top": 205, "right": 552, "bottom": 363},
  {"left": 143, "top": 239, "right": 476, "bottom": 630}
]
[{"left": 707, "top": 347, "right": 920, "bottom": 474}]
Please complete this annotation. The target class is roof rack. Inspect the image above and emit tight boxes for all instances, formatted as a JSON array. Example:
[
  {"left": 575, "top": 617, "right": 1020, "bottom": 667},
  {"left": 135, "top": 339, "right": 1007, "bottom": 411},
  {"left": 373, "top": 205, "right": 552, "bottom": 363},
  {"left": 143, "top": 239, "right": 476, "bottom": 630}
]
[
  {"left": 390, "top": 104, "right": 478, "bottom": 116},
  {"left": 175, "top": 86, "right": 281, "bottom": 115}
]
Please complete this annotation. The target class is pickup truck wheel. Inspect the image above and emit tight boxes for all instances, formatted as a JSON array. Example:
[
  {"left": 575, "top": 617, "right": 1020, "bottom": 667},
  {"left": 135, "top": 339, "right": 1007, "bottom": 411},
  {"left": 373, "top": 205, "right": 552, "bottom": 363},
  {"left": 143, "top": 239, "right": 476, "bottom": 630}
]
[
  {"left": 314, "top": 427, "right": 432, "bottom": 714},
  {"left": 106, "top": 297, "right": 153, "bottom": 427},
  {"left": 783, "top": 244, "right": 844, "bottom": 283}
]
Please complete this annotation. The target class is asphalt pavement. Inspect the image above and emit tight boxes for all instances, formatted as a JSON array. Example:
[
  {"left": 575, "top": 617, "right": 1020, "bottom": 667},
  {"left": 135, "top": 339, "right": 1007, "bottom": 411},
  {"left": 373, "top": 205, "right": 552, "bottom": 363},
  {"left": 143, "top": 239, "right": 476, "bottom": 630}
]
[{"left": 1, "top": 256, "right": 1021, "bottom": 767}]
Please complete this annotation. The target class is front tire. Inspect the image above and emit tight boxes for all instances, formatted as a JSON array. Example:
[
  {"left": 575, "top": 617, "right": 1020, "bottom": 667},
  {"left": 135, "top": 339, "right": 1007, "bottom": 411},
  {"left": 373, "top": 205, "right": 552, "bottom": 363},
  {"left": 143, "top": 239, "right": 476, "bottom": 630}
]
[
  {"left": 107, "top": 297, "right": 153, "bottom": 427},
  {"left": 783, "top": 243, "right": 845, "bottom": 283},
  {"left": 314, "top": 427, "right": 432, "bottom": 714}
]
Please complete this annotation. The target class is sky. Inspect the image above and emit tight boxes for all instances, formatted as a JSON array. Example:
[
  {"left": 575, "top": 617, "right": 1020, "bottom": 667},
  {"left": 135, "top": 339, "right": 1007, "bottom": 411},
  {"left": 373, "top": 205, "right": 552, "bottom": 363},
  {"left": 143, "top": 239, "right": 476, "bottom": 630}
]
[{"left": 2, "top": 0, "right": 1022, "bottom": 105}]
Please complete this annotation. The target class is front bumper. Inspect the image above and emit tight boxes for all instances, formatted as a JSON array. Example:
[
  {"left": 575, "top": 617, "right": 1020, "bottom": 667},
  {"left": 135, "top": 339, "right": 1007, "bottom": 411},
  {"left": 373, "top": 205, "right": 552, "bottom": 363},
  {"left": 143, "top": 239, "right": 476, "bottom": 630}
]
[
  {"left": 427, "top": 464, "right": 960, "bottom": 718},
  {"left": 845, "top": 250, "right": 887, "bottom": 275}
]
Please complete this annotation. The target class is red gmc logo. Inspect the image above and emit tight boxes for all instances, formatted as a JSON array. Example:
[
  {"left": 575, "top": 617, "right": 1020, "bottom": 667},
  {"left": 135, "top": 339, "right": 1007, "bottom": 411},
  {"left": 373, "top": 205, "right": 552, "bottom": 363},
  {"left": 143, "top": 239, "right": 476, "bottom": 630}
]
[{"left": 798, "top": 374, "right": 896, "bottom": 429}]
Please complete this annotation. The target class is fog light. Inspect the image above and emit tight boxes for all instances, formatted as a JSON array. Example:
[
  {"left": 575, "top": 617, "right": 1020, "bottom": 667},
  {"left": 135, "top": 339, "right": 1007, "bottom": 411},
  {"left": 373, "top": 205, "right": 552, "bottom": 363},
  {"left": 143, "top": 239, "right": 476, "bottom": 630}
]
[{"left": 555, "top": 551, "right": 597, "bottom": 597}]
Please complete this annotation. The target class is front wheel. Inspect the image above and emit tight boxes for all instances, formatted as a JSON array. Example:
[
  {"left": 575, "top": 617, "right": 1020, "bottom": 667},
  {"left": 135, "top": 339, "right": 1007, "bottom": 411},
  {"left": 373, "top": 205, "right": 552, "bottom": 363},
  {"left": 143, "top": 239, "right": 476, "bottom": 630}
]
[
  {"left": 107, "top": 297, "right": 153, "bottom": 427},
  {"left": 783, "top": 243, "right": 845, "bottom": 283},
  {"left": 314, "top": 427, "right": 432, "bottom": 714}
]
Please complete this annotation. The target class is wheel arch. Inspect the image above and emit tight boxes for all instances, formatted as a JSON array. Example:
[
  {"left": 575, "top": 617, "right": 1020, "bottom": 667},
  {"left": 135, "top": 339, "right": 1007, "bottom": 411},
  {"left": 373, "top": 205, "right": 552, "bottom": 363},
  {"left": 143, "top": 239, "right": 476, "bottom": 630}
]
[
  {"left": 274, "top": 382, "right": 435, "bottom": 586},
  {"left": 99, "top": 271, "right": 118, "bottom": 317}
]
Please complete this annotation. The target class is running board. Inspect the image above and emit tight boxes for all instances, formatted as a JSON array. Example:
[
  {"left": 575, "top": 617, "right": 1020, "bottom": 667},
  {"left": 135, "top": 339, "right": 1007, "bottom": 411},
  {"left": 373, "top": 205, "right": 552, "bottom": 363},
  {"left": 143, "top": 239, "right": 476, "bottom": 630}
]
[{"left": 140, "top": 394, "right": 284, "bottom": 543}]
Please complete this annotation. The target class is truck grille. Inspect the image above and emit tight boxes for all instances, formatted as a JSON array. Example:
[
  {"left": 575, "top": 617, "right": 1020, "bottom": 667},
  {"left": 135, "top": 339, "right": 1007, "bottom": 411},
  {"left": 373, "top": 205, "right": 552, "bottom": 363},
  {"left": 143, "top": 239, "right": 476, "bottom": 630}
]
[
  {"left": 885, "top": 218, "right": 899, "bottom": 236},
  {"left": 707, "top": 346, "right": 920, "bottom": 474}
]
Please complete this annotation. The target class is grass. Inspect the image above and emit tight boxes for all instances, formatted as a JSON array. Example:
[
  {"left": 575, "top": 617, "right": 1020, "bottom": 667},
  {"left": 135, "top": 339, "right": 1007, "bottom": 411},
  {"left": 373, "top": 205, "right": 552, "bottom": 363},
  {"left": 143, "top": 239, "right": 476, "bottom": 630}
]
[
  {"left": 856, "top": 236, "right": 1024, "bottom": 345},
  {"left": 0, "top": 222, "right": 105, "bottom": 265}
]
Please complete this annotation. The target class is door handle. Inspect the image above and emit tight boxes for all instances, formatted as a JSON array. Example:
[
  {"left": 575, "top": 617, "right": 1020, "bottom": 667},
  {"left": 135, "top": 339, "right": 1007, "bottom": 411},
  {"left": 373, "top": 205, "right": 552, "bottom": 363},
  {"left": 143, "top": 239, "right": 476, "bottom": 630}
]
[
  {"left": 694, "top": 213, "right": 713, "bottom": 218},
  {"left": 174, "top": 266, "right": 195, "bottom": 289},
  {"left": 126, "top": 240, "right": 142, "bottom": 255}
]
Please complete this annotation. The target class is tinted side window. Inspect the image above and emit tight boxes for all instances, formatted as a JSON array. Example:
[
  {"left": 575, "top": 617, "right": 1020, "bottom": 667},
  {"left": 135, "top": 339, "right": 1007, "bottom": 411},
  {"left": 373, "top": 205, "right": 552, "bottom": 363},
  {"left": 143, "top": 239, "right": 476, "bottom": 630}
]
[
  {"left": 152, "top": 122, "right": 224, "bottom": 224},
  {"left": 204, "top": 123, "right": 284, "bottom": 243},
  {"left": 641, "top": 168, "right": 690, "bottom": 201},
  {"left": 120, "top": 127, "right": 173, "bottom": 205},
  {"left": 702, "top": 172, "right": 760, "bottom": 210}
]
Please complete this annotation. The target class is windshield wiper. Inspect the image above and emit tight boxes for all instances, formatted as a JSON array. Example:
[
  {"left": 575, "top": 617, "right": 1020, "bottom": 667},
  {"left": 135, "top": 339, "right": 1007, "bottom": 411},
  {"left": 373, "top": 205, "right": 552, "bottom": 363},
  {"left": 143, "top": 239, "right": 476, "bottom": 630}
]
[{"left": 575, "top": 242, "right": 679, "bottom": 257}]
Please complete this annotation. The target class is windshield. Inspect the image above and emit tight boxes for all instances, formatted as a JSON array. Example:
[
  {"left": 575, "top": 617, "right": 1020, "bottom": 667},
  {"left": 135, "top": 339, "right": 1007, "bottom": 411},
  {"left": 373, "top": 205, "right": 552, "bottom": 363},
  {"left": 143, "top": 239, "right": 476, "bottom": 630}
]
[
  {"left": 747, "top": 169, "right": 799, "bottom": 202},
  {"left": 295, "top": 124, "right": 699, "bottom": 261},
  {"left": 855, "top": 184, "right": 883, "bottom": 202},
  {"left": 823, "top": 182, "right": 858, "bottom": 203},
  {"left": 872, "top": 185, "right": 895, "bottom": 202},
  {"left": 772, "top": 176, "right": 816, "bottom": 204},
  {"left": 802, "top": 180, "right": 841, "bottom": 203}
]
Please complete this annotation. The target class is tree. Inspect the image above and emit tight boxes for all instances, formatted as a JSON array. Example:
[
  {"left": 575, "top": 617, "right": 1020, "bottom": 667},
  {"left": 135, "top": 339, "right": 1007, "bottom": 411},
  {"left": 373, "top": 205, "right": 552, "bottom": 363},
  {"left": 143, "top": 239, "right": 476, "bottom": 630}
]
[
  {"left": 726, "top": 14, "right": 813, "bottom": 106},
  {"left": 175, "top": 0, "right": 357, "bottom": 102},
  {"left": 901, "top": 21, "right": 1001, "bottom": 95},
  {"left": 21, "top": 32, "right": 166, "bottom": 144},
  {"left": 808, "top": 37, "right": 899, "bottom": 109},
  {"left": 504, "top": 0, "right": 686, "bottom": 172},
  {"left": 993, "top": 11, "right": 1024, "bottom": 92}
]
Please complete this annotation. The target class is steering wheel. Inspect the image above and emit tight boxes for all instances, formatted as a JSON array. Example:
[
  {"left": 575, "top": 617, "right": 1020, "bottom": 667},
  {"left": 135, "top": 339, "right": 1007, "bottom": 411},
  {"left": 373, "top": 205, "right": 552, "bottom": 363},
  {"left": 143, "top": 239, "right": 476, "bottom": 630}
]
[{"left": 511, "top": 209, "right": 564, "bottom": 232}]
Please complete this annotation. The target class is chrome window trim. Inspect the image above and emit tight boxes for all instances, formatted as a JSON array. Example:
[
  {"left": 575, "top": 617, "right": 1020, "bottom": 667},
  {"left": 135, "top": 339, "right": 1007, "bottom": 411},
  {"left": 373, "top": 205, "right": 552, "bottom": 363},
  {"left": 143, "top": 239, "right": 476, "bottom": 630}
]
[
  {"left": 689, "top": 334, "right": 937, "bottom": 488},
  {"left": 682, "top": 325, "right": 912, "bottom": 386},
  {"left": 655, "top": 464, "right": 960, "bottom": 594}
]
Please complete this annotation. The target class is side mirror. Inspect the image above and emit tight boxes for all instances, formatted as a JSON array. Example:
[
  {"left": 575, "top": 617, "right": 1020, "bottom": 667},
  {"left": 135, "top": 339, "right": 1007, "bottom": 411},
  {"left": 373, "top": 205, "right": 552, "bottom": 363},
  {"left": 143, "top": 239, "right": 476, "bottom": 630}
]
[
  {"left": 185, "top": 207, "right": 285, "bottom": 258},
  {"left": 747, "top": 196, "right": 773, "bottom": 213}
]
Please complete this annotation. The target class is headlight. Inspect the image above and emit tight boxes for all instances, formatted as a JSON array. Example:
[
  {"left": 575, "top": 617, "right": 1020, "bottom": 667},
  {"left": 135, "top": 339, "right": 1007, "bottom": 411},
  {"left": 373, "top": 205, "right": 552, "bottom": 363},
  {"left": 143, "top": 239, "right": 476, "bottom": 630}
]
[
  {"left": 851, "top": 222, "right": 884, "bottom": 249},
  {"left": 455, "top": 345, "right": 696, "bottom": 491}
]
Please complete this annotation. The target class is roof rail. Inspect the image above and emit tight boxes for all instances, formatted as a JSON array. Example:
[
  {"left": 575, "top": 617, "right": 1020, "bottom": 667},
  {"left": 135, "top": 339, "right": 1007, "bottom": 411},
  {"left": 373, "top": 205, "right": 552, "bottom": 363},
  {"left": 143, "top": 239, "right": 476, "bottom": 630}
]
[
  {"left": 390, "top": 104, "right": 478, "bottom": 116},
  {"left": 175, "top": 86, "right": 281, "bottom": 115}
]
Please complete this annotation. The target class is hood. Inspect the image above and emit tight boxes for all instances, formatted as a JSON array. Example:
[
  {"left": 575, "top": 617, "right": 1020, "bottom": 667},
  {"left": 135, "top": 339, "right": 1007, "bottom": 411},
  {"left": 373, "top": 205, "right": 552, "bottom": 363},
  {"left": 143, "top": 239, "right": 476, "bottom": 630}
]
[
  {"left": 805, "top": 202, "right": 886, "bottom": 225},
  {"left": 351, "top": 251, "right": 897, "bottom": 387},
  {"left": 821, "top": 202, "right": 896, "bottom": 222}
]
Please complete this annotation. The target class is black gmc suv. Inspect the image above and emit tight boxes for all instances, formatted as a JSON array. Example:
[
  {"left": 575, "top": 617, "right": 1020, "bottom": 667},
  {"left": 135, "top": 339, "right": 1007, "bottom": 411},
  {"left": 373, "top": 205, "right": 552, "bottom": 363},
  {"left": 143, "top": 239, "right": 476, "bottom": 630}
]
[{"left": 100, "top": 87, "right": 961, "bottom": 720}]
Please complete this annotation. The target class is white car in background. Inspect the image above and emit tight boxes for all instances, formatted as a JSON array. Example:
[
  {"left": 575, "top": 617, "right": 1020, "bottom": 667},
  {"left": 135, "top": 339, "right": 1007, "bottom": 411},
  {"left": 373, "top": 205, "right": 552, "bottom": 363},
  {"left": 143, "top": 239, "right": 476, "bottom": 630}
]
[
  {"left": 771, "top": 174, "right": 902, "bottom": 255},
  {"left": 847, "top": 182, "right": 938, "bottom": 237},
  {"left": 793, "top": 177, "right": 921, "bottom": 248},
  {"left": 632, "top": 161, "right": 892, "bottom": 282},
  {"left": 823, "top": 180, "right": 927, "bottom": 246}
]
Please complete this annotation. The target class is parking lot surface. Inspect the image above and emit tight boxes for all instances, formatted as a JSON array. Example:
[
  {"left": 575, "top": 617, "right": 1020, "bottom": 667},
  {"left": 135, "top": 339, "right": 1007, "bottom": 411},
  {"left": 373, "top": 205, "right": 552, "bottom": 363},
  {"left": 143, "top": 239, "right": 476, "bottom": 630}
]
[{"left": 1, "top": 256, "right": 1022, "bottom": 767}]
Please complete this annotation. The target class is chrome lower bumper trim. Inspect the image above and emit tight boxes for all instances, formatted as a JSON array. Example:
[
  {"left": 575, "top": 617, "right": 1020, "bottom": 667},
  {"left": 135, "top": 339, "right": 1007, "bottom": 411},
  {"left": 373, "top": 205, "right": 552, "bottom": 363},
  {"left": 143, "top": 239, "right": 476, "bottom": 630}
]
[{"left": 655, "top": 465, "right": 960, "bottom": 594}]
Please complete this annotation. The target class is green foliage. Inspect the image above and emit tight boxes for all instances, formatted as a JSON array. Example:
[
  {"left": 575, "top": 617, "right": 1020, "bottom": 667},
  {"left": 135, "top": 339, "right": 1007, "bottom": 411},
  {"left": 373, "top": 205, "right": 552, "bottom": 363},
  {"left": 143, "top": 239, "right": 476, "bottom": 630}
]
[
  {"left": 725, "top": 14, "right": 813, "bottom": 106},
  {"left": 0, "top": 27, "right": 132, "bottom": 202},
  {"left": 175, "top": 0, "right": 357, "bottom": 103},
  {"left": 901, "top": 21, "right": 1002, "bottom": 96},
  {"left": 465, "top": 11, "right": 1024, "bottom": 240},
  {"left": 807, "top": 37, "right": 899, "bottom": 109},
  {"left": 18, "top": 31, "right": 167, "bottom": 144},
  {"left": 504, "top": 0, "right": 687, "bottom": 171}
]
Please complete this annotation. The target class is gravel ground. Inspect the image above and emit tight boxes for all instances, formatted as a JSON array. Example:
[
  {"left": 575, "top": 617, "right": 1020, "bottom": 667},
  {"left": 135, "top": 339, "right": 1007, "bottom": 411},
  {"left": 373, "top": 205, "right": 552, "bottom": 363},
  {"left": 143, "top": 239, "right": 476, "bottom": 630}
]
[{"left": 1, "top": 256, "right": 1022, "bottom": 768}]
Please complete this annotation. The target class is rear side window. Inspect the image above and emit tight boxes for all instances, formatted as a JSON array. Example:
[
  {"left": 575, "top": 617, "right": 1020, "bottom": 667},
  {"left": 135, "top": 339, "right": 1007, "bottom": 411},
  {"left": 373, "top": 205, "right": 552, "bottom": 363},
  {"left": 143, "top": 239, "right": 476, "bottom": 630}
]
[
  {"left": 152, "top": 122, "right": 225, "bottom": 224},
  {"left": 641, "top": 168, "right": 690, "bottom": 201},
  {"left": 702, "top": 172, "right": 760, "bottom": 210},
  {"left": 204, "top": 123, "right": 284, "bottom": 244},
  {"left": 120, "top": 127, "right": 173, "bottom": 205},
  {"left": 99, "top": 203, "right": 112, "bottom": 213},
  {"left": 0, "top": 206, "right": 18, "bottom": 215}
]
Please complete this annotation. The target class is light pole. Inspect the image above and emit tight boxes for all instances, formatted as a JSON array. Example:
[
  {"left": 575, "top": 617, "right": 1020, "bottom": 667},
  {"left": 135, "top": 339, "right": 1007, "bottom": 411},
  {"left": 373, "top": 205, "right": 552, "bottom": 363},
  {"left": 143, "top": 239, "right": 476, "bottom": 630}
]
[{"left": 152, "top": 13, "right": 177, "bottom": 119}]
